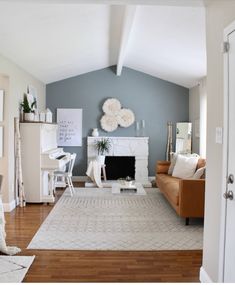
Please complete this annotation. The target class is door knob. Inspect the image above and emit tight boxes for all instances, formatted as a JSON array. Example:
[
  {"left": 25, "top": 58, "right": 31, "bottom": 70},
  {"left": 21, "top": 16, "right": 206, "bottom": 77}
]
[
  {"left": 227, "top": 174, "right": 234, "bottom": 184},
  {"left": 223, "top": 190, "right": 234, "bottom": 200}
]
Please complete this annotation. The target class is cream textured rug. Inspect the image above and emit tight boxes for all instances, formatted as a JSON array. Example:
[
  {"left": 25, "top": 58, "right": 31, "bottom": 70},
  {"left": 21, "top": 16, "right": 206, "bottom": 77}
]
[
  {"left": 28, "top": 188, "right": 203, "bottom": 250},
  {"left": 0, "top": 255, "right": 35, "bottom": 282}
]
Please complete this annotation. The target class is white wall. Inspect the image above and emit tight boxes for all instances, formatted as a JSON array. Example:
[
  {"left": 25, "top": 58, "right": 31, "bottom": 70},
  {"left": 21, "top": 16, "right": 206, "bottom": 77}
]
[
  {"left": 202, "top": 1, "right": 235, "bottom": 282},
  {"left": 189, "top": 84, "right": 200, "bottom": 154},
  {"left": 0, "top": 54, "right": 45, "bottom": 209},
  {"left": 189, "top": 77, "right": 206, "bottom": 157},
  {"left": 0, "top": 75, "right": 9, "bottom": 207},
  {"left": 199, "top": 77, "right": 207, "bottom": 158}
]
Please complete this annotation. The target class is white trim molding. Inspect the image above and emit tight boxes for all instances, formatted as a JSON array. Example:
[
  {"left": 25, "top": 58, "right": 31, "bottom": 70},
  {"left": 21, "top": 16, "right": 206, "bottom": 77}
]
[
  {"left": 0, "top": 1, "right": 205, "bottom": 7},
  {"left": 216, "top": 20, "right": 235, "bottom": 283},
  {"left": 200, "top": 267, "right": 213, "bottom": 283},
  {"left": 3, "top": 200, "right": 16, "bottom": 212}
]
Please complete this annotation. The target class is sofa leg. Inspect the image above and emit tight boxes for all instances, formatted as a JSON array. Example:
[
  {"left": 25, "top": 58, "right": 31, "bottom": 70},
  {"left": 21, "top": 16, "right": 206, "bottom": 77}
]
[{"left": 185, "top": 218, "right": 189, "bottom": 226}]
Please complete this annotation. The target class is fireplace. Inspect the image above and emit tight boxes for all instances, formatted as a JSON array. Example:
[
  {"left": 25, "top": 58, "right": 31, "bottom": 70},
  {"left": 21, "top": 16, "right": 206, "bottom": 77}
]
[
  {"left": 105, "top": 156, "right": 135, "bottom": 180},
  {"left": 87, "top": 136, "right": 150, "bottom": 186}
]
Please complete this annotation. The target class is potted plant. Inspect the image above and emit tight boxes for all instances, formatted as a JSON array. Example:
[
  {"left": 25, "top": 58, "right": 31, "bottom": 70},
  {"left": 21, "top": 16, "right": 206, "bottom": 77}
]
[
  {"left": 20, "top": 94, "right": 36, "bottom": 122},
  {"left": 94, "top": 138, "right": 111, "bottom": 165}
]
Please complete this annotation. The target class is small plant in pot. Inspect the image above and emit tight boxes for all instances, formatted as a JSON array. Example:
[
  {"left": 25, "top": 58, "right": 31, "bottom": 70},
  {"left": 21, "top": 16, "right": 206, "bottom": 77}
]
[
  {"left": 20, "top": 94, "right": 36, "bottom": 122},
  {"left": 94, "top": 138, "right": 111, "bottom": 165}
]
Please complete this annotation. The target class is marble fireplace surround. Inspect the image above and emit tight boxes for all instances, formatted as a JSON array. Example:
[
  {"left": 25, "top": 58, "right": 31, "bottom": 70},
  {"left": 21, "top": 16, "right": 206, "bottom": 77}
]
[{"left": 87, "top": 136, "right": 150, "bottom": 186}]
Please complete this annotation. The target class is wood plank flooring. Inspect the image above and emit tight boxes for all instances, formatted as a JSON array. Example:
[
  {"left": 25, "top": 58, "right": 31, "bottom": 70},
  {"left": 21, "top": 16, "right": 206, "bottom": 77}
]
[{"left": 4, "top": 184, "right": 202, "bottom": 282}]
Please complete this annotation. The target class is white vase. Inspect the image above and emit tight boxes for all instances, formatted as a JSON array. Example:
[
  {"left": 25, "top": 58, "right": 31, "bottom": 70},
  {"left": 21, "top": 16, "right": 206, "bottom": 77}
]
[
  {"left": 92, "top": 128, "right": 99, "bottom": 137},
  {"left": 97, "top": 155, "right": 105, "bottom": 165},
  {"left": 24, "top": 113, "right": 34, "bottom": 122},
  {"left": 34, "top": 113, "right": 39, "bottom": 122},
  {"left": 20, "top": 110, "right": 24, "bottom": 122},
  {"left": 39, "top": 112, "right": 46, "bottom": 122}
]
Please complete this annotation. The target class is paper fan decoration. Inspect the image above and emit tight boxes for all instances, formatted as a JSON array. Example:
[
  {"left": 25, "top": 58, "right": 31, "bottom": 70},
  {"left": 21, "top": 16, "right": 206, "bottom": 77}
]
[
  {"left": 102, "top": 98, "right": 121, "bottom": 115},
  {"left": 100, "top": 114, "right": 118, "bottom": 132},
  {"left": 117, "top": 108, "right": 135, "bottom": 128}
]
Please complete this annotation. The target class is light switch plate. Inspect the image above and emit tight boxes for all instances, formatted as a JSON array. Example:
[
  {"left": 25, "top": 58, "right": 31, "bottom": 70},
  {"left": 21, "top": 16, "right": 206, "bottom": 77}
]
[{"left": 215, "top": 127, "right": 223, "bottom": 144}]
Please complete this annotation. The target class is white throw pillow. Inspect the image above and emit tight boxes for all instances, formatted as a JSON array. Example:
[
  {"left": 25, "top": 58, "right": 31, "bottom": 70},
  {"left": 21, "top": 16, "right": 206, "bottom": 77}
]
[
  {"left": 191, "top": 153, "right": 200, "bottom": 158},
  {"left": 172, "top": 155, "right": 199, "bottom": 179},
  {"left": 193, "top": 167, "right": 206, "bottom": 179},
  {"left": 168, "top": 153, "right": 200, "bottom": 175}
]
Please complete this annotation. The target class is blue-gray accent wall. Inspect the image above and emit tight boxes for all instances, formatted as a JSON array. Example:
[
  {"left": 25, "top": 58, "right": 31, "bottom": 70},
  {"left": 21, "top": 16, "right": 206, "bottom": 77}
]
[{"left": 46, "top": 66, "right": 189, "bottom": 176}]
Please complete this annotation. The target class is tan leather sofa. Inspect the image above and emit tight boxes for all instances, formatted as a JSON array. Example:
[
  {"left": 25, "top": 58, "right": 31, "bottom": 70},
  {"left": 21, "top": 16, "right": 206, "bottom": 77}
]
[{"left": 156, "top": 159, "right": 205, "bottom": 225}]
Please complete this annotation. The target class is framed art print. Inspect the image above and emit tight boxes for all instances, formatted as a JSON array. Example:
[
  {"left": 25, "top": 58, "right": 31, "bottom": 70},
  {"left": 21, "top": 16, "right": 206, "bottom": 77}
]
[{"left": 57, "top": 108, "right": 83, "bottom": 147}]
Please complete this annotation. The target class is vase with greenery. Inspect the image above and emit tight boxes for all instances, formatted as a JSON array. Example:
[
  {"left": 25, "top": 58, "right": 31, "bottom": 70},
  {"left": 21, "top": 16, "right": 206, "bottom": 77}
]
[
  {"left": 94, "top": 138, "right": 111, "bottom": 165},
  {"left": 20, "top": 94, "right": 36, "bottom": 121}
]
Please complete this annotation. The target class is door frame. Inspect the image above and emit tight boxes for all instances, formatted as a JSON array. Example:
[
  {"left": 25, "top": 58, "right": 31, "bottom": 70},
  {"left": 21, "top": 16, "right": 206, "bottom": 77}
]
[{"left": 219, "top": 20, "right": 235, "bottom": 283}]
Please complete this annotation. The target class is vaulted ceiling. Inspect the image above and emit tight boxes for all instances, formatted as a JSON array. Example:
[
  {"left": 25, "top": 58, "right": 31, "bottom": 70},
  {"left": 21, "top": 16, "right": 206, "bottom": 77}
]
[{"left": 0, "top": 1, "right": 206, "bottom": 88}]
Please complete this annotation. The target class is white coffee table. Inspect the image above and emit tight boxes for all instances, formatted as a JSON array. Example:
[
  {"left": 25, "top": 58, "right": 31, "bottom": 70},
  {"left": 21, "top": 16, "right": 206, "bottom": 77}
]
[{"left": 112, "top": 182, "right": 146, "bottom": 195}]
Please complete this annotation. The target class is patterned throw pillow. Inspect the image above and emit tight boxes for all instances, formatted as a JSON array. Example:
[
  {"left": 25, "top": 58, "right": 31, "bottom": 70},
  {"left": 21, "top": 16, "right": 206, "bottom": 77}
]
[
  {"left": 193, "top": 167, "right": 206, "bottom": 179},
  {"left": 168, "top": 152, "right": 178, "bottom": 175}
]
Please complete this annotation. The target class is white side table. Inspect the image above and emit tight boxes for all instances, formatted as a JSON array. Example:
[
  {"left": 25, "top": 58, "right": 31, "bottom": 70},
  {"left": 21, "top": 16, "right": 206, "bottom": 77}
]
[{"left": 112, "top": 182, "right": 146, "bottom": 195}]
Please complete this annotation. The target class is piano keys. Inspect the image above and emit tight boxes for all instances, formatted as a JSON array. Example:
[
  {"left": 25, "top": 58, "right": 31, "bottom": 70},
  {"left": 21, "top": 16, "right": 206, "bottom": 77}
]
[
  {"left": 20, "top": 123, "right": 72, "bottom": 203},
  {"left": 41, "top": 148, "right": 71, "bottom": 170}
]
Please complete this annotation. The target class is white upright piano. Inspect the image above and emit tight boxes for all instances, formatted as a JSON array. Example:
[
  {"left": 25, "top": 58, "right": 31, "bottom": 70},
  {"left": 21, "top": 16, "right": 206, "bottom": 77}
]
[{"left": 20, "top": 123, "right": 71, "bottom": 203}]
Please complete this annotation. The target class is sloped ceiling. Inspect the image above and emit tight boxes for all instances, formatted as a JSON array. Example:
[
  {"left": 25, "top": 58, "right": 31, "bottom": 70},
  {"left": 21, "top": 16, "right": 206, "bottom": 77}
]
[{"left": 0, "top": 1, "right": 206, "bottom": 88}]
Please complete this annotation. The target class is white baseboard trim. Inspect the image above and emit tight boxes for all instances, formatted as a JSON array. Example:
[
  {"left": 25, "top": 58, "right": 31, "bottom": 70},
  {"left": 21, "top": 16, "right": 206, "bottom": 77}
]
[
  {"left": 149, "top": 176, "right": 155, "bottom": 181},
  {"left": 200, "top": 266, "right": 213, "bottom": 283},
  {"left": 3, "top": 199, "right": 16, "bottom": 212},
  {"left": 72, "top": 176, "right": 88, "bottom": 182},
  {"left": 73, "top": 176, "right": 155, "bottom": 183}
]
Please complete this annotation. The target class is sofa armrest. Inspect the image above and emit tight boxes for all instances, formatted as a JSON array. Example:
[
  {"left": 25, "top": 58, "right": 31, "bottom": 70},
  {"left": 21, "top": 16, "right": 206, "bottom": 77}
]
[
  {"left": 178, "top": 179, "right": 205, "bottom": 218},
  {"left": 156, "top": 160, "right": 171, "bottom": 174}
]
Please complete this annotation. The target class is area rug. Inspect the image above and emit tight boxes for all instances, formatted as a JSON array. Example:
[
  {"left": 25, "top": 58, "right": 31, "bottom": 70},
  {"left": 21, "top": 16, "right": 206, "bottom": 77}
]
[
  {"left": 27, "top": 188, "right": 203, "bottom": 250},
  {"left": 0, "top": 255, "right": 35, "bottom": 282}
]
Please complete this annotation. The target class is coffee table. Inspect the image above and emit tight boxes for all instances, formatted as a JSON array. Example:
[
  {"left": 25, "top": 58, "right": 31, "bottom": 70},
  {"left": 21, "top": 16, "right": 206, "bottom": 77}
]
[{"left": 112, "top": 182, "right": 146, "bottom": 195}]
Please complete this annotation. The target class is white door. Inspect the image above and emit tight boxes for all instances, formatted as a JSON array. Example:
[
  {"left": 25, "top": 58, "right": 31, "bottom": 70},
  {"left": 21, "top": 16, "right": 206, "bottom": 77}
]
[{"left": 224, "top": 29, "right": 235, "bottom": 282}]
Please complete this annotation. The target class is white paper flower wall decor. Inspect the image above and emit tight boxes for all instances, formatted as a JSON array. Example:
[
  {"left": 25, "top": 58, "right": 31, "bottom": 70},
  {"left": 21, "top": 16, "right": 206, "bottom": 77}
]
[
  {"left": 102, "top": 98, "right": 121, "bottom": 115},
  {"left": 100, "top": 98, "right": 135, "bottom": 132},
  {"left": 100, "top": 114, "right": 118, "bottom": 132},
  {"left": 117, "top": 109, "right": 135, "bottom": 128}
]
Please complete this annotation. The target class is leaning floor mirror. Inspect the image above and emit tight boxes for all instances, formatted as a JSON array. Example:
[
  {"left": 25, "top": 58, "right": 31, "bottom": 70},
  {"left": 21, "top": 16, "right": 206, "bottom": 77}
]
[{"left": 175, "top": 122, "right": 192, "bottom": 154}]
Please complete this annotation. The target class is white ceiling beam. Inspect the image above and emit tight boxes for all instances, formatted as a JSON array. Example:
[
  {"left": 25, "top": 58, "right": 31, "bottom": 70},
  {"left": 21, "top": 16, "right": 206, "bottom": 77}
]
[
  {"left": 0, "top": 0, "right": 206, "bottom": 7},
  {"left": 116, "top": 5, "right": 136, "bottom": 76}
]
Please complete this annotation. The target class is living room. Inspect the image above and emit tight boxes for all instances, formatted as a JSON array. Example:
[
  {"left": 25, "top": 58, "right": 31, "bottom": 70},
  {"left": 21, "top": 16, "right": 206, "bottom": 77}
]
[{"left": 0, "top": 0, "right": 235, "bottom": 283}]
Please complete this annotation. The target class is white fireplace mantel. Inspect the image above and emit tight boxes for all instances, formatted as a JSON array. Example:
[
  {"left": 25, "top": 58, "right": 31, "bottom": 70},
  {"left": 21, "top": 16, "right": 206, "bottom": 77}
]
[{"left": 87, "top": 136, "right": 149, "bottom": 185}]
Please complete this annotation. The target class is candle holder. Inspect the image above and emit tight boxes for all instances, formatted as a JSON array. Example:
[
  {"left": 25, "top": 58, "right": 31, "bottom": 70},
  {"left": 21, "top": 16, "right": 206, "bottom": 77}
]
[
  {"left": 140, "top": 119, "right": 145, "bottom": 137},
  {"left": 135, "top": 121, "right": 140, "bottom": 137}
]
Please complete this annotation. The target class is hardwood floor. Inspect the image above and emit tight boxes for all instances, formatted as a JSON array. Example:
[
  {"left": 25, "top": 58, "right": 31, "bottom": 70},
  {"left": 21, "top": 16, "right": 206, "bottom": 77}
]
[{"left": 4, "top": 184, "right": 202, "bottom": 282}]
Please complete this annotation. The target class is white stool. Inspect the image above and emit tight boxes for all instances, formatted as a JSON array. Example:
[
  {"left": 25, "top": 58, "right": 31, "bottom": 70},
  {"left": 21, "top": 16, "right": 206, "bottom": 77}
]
[
  {"left": 101, "top": 164, "right": 107, "bottom": 181},
  {"left": 54, "top": 153, "right": 77, "bottom": 196}
]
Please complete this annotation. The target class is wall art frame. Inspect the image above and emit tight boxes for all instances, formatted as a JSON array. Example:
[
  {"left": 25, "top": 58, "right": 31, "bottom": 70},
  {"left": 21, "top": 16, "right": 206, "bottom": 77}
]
[{"left": 57, "top": 108, "right": 83, "bottom": 146}]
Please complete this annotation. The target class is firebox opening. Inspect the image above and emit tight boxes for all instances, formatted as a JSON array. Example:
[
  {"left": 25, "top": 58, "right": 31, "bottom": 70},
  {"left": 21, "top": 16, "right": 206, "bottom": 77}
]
[{"left": 105, "top": 156, "right": 135, "bottom": 180}]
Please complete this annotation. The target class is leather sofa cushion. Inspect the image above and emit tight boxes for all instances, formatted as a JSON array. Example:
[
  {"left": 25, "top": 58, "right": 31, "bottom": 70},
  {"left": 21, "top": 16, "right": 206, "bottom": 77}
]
[{"left": 157, "top": 174, "right": 180, "bottom": 205}]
